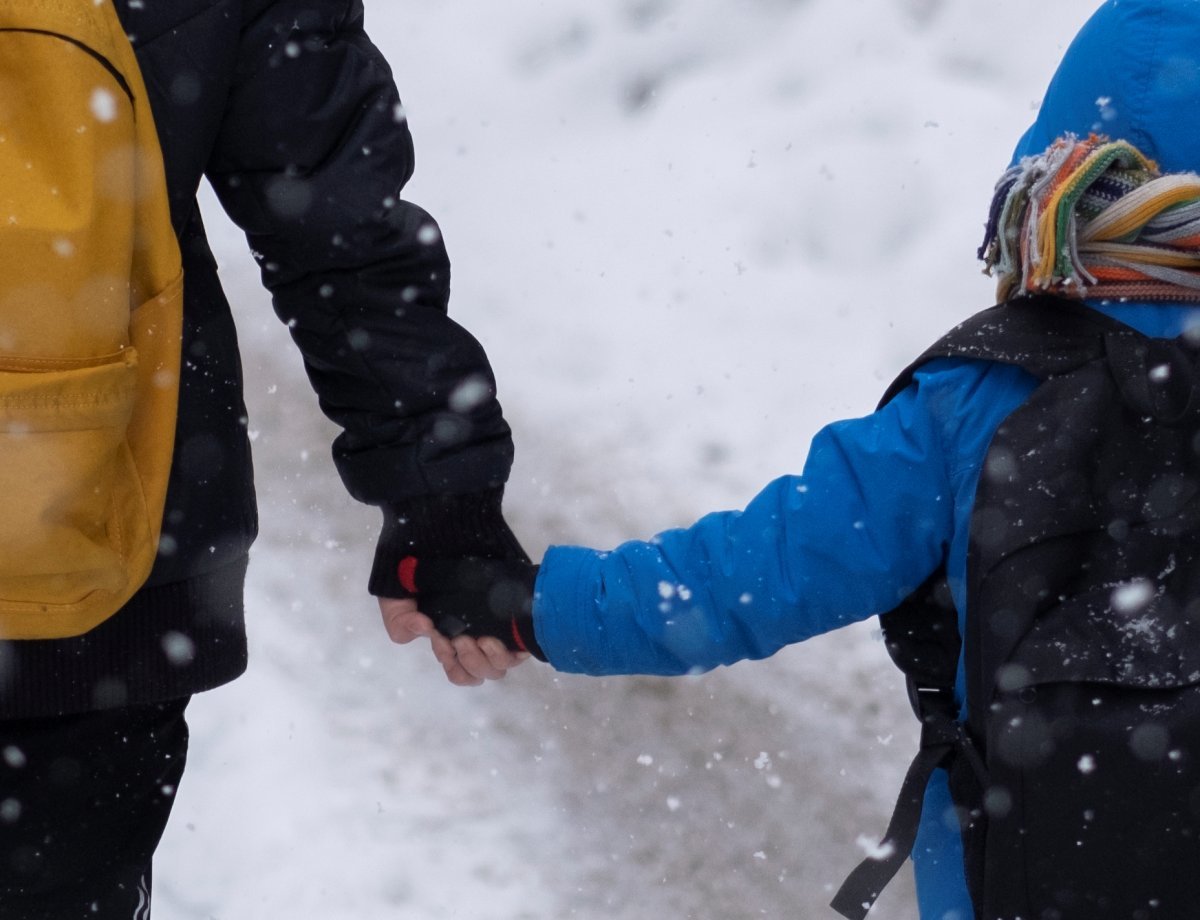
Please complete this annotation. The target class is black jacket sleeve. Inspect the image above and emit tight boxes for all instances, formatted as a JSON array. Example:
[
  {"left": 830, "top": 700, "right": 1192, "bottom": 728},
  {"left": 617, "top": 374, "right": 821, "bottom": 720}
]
[{"left": 206, "top": 0, "right": 523, "bottom": 591}]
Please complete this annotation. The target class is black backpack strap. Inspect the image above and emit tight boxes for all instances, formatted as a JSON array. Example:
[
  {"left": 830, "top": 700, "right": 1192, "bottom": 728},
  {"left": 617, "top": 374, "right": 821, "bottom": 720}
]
[
  {"left": 831, "top": 665, "right": 991, "bottom": 920},
  {"left": 830, "top": 737, "right": 955, "bottom": 920},
  {"left": 831, "top": 570, "right": 968, "bottom": 919},
  {"left": 878, "top": 295, "right": 1119, "bottom": 409},
  {"left": 880, "top": 568, "right": 960, "bottom": 701}
]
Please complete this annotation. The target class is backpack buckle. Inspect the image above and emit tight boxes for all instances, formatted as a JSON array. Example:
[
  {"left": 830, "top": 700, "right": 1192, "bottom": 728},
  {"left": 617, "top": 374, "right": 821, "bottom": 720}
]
[{"left": 906, "top": 682, "right": 959, "bottom": 747}]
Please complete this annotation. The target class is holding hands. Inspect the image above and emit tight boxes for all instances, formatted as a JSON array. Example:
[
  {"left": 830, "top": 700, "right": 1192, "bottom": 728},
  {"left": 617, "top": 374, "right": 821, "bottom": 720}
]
[
  {"left": 369, "top": 489, "right": 541, "bottom": 685},
  {"left": 378, "top": 556, "right": 541, "bottom": 686}
]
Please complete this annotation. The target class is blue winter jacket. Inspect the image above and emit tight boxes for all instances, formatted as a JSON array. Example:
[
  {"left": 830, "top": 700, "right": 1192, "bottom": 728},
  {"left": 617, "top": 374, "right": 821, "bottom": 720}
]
[{"left": 531, "top": 1, "right": 1200, "bottom": 916}]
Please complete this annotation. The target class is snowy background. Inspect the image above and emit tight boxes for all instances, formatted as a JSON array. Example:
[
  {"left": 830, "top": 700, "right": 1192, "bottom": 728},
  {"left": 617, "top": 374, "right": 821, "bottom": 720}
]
[{"left": 156, "top": 1, "right": 1099, "bottom": 918}]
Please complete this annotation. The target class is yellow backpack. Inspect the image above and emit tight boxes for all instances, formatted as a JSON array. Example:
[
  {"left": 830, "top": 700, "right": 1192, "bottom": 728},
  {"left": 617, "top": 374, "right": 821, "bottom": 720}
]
[{"left": 0, "top": 0, "right": 182, "bottom": 638}]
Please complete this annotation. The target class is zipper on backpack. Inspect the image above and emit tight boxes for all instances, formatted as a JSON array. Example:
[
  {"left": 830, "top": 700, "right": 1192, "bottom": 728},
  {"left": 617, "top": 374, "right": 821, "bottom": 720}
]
[{"left": 0, "top": 28, "right": 133, "bottom": 104}]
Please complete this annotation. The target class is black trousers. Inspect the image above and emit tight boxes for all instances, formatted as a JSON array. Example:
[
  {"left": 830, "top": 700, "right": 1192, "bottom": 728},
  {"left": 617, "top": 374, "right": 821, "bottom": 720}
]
[{"left": 0, "top": 698, "right": 190, "bottom": 920}]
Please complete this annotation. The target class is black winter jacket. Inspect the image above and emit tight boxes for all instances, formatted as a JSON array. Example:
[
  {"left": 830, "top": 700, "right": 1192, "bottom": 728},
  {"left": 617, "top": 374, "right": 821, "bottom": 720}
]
[{"left": 0, "top": 0, "right": 518, "bottom": 718}]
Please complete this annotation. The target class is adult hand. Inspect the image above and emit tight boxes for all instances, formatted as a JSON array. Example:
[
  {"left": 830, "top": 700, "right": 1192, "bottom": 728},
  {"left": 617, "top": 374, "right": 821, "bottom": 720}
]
[
  {"left": 378, "top": 596, "right": 530, "bottom": 687},
  {"left": 378, "top": 595, "right": 434, "bottom": 644}
]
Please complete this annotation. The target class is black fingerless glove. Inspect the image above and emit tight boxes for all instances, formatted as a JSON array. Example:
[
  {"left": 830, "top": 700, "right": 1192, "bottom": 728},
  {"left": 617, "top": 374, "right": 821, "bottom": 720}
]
[
  {"left": 368, "top": 488, "right": 544, "bottom": 659},
  {"left": 398, "top": 556, "right": 543, "bottom": 659},
  {"left": 369, "top": 487, "right": 529, "bottom": 598}
]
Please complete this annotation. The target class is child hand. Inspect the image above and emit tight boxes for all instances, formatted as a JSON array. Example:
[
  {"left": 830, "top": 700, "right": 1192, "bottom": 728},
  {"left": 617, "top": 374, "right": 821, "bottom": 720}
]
[
  {"left": 396, "top": 556, "right": 544, "bottom": 660},
  {"left": 377, "top": 595, "right": 531, "bottom": 686},
  {"left": 437, "top": 634, "right": 531, "bottom": 686}
]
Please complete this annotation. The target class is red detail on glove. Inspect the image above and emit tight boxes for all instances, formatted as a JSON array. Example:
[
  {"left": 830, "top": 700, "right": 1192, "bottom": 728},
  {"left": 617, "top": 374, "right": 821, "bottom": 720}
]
[
  {"left": 510, "top": 618, "right": 529, "bottom": 655},
  {"left": 397, "top": 556, "right": 419, "bottom": 594}
]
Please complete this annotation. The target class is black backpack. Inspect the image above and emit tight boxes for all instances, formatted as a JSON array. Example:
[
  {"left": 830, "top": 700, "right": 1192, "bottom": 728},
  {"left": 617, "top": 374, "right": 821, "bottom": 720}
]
[{"left": 832, "top": 296, "right": 1200, "bottom": 920}]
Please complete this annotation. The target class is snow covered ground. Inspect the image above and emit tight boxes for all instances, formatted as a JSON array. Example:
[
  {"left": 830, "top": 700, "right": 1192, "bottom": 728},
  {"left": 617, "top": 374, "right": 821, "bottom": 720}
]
[{"left": 156, "top": 1, "right": 1099, "bottom": 918}]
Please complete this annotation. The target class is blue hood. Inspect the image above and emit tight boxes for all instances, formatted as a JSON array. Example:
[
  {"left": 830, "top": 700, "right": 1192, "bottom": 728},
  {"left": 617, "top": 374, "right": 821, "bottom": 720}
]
[{"left": 1014, "top": 0, "right": 1200, "bottom": 171}]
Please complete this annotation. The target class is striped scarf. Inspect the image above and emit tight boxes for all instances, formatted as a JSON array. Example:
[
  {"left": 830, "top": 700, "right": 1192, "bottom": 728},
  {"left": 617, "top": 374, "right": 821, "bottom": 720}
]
[{"left": 979, "top": 134, "right": 1200, "bottom": 302}]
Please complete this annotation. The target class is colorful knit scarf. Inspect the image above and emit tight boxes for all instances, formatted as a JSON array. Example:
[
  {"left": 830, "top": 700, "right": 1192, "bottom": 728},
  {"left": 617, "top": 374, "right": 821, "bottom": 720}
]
[{"left": 979, "top": 134, "right": 1200, "bottom": 303}]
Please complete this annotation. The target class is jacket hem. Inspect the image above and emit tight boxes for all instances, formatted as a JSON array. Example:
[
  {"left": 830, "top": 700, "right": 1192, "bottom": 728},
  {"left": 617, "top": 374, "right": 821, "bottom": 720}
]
[{"left": 0, "top": 559, "right": 249, "bottom": 720}]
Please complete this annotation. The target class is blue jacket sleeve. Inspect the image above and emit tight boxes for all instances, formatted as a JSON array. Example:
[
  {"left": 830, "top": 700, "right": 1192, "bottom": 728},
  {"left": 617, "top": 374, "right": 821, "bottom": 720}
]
[{"left": 533, "top": 370, "right": 958, "bottom": 676}]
